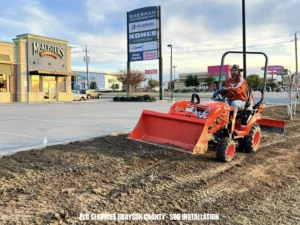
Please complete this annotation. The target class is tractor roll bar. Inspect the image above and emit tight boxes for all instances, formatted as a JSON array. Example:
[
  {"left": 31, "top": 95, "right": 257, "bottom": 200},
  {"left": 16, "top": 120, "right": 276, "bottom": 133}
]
[{"left": 218, "top": 51, "right": 268, "bottom": 109}]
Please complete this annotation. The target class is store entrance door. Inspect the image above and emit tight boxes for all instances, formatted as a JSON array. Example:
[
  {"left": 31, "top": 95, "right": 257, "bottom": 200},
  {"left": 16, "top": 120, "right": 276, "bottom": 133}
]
[{"left": 43, "top": 81, "right": 56, "bottom": 101}]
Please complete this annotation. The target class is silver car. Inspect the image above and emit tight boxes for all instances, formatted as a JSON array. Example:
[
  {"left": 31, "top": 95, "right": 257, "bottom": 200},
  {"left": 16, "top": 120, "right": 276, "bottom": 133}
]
[
  {"left": 80, "top": 89, "right": 102, "bottom": 99},
  {"left": 72, "top": 90, "right": 87, "bottom": 101}
]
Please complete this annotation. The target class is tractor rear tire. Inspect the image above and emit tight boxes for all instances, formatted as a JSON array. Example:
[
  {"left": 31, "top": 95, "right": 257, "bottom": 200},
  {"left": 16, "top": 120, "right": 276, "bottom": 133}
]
[
  {"left": 216, "top": 138, "right": 236, "bottom": 162},
  {"left": 239, "top": 125, "right": 261, "bottom": 153}
]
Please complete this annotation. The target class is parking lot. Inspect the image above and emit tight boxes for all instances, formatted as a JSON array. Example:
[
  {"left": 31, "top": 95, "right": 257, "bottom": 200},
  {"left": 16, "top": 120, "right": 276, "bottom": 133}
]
[
  {"left": 0, "top": 100, "right": 172, "bottom": 155},
  {"left": 0, "top": 91, "right": 294, "bottom": 155}
]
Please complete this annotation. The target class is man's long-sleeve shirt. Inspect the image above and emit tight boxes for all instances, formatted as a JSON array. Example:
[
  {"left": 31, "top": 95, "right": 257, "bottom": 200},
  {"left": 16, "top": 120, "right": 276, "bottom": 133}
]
[{"left": 224, "top": 76, "right": 248, "bottom": 101}]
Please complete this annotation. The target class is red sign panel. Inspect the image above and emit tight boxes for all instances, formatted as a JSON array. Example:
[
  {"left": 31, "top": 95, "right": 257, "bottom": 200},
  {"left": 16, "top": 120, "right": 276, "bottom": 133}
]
[
  {"left": 145, "top": 69, "right": 158, "bottom": 74},
  {"left": 143, "top": 50, "right": 157, "bottom": 60},
  {"left": 267, "top": 71, "right": 278, "bottom": 75}
]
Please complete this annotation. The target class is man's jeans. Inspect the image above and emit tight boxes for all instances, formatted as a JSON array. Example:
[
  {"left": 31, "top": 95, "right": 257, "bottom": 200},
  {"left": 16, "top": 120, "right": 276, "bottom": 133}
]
[{"left": 226, "top": 100, "right": 246, "bottom": 109}]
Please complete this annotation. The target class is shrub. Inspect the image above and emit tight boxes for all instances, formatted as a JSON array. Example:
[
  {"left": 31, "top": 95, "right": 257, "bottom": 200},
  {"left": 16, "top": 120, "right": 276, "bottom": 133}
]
[
  {"left": 129, "top": 96, "right": 137, "bottom": 101},
  {"left": 143, "top": 94, "right": 151, "bottom": 101},
  {"left": 137, "top": 96, "right": 144, "bottom": 101},
  {"left": 151, "top": 96, "right": 156, "bottom": 101},
  {"left": 120, "top": 96, "right": 128, "bottom": 101},
  {"left": 113, "top": 96, "right": 120, "bottom": 101}
]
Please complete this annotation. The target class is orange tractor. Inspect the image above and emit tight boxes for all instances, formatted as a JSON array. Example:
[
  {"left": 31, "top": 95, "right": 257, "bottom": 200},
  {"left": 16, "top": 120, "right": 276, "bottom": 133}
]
[{"left": 129, "top": 51, "right": 285, "bottom": 162}]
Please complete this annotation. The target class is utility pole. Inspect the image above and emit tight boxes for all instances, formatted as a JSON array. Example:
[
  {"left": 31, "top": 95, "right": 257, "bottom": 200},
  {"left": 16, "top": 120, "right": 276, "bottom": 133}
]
[{"left": 84, "top": 46, "right": 90, "bottom": 89}]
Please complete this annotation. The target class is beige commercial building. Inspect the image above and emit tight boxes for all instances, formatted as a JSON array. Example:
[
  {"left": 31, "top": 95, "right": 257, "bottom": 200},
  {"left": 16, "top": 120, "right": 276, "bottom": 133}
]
[{"left": 0, "top": 34, "right": 74, "bottom": 103}]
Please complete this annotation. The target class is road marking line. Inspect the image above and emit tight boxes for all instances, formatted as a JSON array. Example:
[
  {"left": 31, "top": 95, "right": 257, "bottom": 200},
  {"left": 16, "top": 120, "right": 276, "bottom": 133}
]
[
  {"left": 0, "top": 131, "right": 41, "bottom": 139},
  {"left": 28, "top": 118, "right": 94, "bottom": 125}
]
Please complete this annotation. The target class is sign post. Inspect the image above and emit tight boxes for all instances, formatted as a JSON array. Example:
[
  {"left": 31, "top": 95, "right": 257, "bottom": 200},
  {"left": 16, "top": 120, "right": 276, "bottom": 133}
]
[{"left": 127, "top": 6, "right": 162, "bottom": 99}]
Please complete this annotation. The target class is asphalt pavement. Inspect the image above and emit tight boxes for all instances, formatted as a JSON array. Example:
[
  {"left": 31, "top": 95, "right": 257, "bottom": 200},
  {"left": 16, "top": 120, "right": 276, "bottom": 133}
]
[{"left": 0, "top": 91, "right": 294, "bottom": 156}]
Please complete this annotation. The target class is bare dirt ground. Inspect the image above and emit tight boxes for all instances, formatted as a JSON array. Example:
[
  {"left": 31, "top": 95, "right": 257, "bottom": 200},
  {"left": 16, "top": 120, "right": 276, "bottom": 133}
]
[{"left": 0, "top": 105, "right": 299, "bottom": 225}]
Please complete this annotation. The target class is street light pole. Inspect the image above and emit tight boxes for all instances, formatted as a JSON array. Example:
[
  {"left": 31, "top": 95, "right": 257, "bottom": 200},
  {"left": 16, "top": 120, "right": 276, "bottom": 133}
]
[
  {"left": 168, "top": 44, "right": 174, "bottom": 101},
  {"left": 173, "top": 65, "right": 177, "bottom": 90}
]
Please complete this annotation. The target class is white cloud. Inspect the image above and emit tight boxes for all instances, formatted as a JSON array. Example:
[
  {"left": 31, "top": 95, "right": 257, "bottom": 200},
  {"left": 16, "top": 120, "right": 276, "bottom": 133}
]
[
  {"left": 85, "top": 0, "right": 126, "bottom": 25},
  {"left": 0, "top": 0, "right": 299, "bottom": 78},
  {"left": 22, "top": 4, "right": 64, "bottom": 36}
]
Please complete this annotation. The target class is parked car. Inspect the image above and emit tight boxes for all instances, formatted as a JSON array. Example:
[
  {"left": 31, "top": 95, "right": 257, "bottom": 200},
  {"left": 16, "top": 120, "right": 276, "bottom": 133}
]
[
  {"left": 72, "top": 90, "right": 87, "bottom": 101},
  {"left": 256, "top": 86, "right": 272, "bottom": 92},
  {"left": 80, "top": 89, "right": 102, "bottom": 99}
]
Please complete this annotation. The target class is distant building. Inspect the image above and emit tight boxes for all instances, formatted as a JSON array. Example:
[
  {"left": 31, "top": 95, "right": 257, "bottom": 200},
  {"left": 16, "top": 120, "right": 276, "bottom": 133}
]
[
  {"left": 71, "top": 71, "right": 122, "bottom": 91},
  {"left": 175, "top": 65, "right": 232, "bottom": 90}
]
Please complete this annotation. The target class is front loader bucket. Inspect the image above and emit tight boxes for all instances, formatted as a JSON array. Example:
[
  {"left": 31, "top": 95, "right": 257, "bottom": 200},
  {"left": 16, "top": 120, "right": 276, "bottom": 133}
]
[
  {"left": 257, "top": 118, "right": 285, "bottom": 134},
  {"left": 129, "top": 110, "right": 209, "bottom": 154}
]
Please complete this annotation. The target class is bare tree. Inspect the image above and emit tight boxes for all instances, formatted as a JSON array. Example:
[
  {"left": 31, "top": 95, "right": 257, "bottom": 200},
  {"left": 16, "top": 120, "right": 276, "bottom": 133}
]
[
  {"left": 282, "top": 70, "right": 298, "bottom": 119},
  {"left": 117, "top": 68, "right": 147, "bottom": 98}
]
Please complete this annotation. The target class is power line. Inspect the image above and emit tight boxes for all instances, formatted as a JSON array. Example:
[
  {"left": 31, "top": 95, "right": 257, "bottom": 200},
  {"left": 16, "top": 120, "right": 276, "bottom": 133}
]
[
  {"left": 173, "top": 40, "right": 293, "bottom": 53},
  {"left": 174, "top": 34, "right": 291, "bottom": 48},
  {"left": 70, "top": 33, "right": 293, "bottom": 50},
  {"left": 74, "top": 40, "right": 292, "bottom": 55}
]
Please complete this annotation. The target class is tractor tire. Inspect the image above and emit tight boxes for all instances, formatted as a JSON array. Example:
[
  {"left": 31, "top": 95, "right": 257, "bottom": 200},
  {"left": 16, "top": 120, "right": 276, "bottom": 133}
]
[
  {"left": 216, "top": 138, "right": 236, "bottom": 162},
  {"left": 238, "top": 125, "right": 261, "bottom": 153}
]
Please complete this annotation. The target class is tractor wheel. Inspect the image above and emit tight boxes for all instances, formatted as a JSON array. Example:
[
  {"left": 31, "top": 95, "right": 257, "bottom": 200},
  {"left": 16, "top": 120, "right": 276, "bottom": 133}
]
[
  {"left": 239, "top": 125, "right": 261, "bottom": 153},
  {"left": 216, "top": 138, "right": 236, "bottom": 162}
]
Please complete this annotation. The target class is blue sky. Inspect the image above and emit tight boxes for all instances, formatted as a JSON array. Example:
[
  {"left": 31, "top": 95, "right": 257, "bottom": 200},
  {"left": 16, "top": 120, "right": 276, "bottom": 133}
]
[{"left": 0, "top": 0, "right": 299, "bottom": 81}]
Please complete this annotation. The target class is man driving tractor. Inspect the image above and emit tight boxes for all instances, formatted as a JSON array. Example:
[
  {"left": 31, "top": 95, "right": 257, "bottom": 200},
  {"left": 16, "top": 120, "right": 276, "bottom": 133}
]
[{"left": 213, "top": 64, "right": 248, "bottom": 108}]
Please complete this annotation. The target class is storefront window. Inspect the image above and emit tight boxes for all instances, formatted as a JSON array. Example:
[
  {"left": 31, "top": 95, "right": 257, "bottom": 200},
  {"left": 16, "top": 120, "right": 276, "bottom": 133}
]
[
  {"left": 0, "top": 75, "right": 7, "bottom": 92},
  {"left": 43, "top": 76, "right": 56, "bottom": 81},
  {"left": 58, "top": 76, "right": 66, "bottom": 92},
  {"left": 32, "top": 75, "right": 40, "bottom": 92}
]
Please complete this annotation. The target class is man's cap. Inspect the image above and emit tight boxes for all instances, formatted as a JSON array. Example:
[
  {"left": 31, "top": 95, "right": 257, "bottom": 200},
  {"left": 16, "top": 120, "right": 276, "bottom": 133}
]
[{"left": 230, "top": 64, "right": 243, "bottom": 72}]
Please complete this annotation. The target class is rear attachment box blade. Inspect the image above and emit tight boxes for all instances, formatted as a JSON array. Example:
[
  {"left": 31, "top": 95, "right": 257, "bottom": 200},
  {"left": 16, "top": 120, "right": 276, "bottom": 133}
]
[
  {"left": 129, "top": 110, "right": 209, "bottom": 154},
  {"left": 257, "top": 118, "right": 285, "bottom": 134}
]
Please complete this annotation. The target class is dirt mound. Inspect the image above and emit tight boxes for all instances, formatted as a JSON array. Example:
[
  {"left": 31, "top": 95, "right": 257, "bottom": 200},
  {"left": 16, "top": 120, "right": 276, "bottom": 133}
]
[{"left": 0, "top": 106, "right": 299, "bottom": 224}]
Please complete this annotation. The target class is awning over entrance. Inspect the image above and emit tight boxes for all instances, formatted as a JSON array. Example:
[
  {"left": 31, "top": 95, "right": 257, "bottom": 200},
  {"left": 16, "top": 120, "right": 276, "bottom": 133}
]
[
  {"left": 30, "top": 70, "right": 76, "bottom": 76},
  {"left": 0, "top": 64, "right": 12, "bottom": 75}
]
